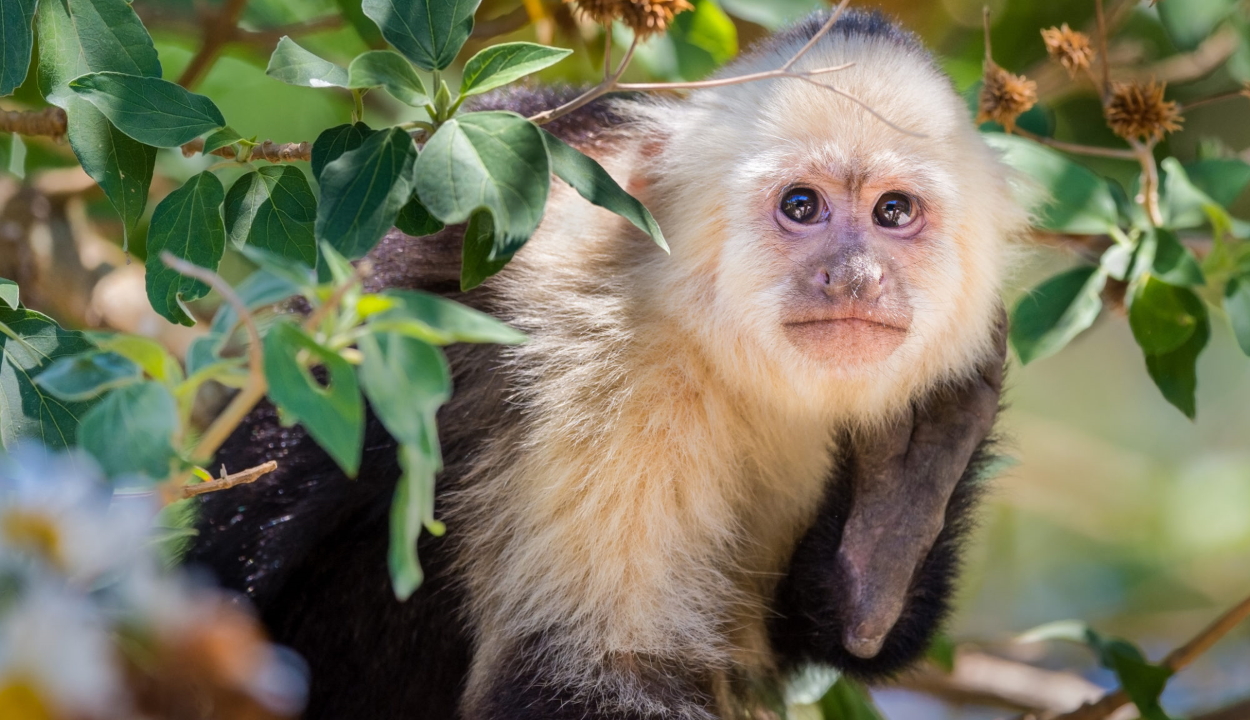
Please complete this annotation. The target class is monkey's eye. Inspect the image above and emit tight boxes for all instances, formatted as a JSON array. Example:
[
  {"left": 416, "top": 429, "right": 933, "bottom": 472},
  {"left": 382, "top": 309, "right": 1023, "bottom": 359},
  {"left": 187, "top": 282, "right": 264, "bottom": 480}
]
[
  {"left": 872, "top": 192, "right": 916, "bottom": 228},
  {"left": 780, "top": 188, "right": 823, "bottom": 224}
]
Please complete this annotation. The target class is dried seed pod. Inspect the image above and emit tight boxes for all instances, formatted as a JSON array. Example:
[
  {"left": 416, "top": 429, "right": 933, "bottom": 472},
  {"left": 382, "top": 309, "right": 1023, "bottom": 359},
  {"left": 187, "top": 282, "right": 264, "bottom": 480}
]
[
  {"left": 977, "top": 61, "right": 1038, "bottom": 132},
  {"left": 1105, "top": 79, "right": 1183, "bottom": 142},
  {"left": 566, "top": 0, "right": 693, "bottom": 38},
  {"left": 1041, "top": 24, "right": 1095, "bottom": 78}
]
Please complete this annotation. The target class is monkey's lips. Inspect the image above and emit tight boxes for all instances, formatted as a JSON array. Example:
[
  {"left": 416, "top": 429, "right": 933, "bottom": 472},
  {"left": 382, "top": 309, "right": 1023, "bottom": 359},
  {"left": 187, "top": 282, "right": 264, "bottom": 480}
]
[{"left": 782, "top": 312, "right": 909, "bottom": 364}]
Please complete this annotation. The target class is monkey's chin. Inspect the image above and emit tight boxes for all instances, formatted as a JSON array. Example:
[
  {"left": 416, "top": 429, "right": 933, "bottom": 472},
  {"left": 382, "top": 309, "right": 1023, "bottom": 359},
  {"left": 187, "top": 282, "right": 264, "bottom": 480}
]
[{"left": 782, "top": 319, "right": 908, "bottom": 366}]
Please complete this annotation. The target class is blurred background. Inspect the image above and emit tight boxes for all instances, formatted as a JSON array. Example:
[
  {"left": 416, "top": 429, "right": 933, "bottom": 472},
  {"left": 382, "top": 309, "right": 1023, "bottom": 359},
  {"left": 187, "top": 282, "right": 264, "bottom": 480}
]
[{"left": 2, "top": 0, "right": 1248, "bottom": 717}]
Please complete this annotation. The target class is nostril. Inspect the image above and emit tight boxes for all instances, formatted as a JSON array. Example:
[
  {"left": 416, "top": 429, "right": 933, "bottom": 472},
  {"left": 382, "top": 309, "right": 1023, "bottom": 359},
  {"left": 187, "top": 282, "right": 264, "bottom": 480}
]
[{"left": 817, "top": 269, "right": 832, "bottom": 286}]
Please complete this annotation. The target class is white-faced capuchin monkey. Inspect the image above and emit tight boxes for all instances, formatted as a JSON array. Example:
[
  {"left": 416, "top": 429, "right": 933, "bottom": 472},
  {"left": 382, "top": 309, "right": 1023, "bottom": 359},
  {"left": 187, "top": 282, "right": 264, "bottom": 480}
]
[{"left": 190, "top": 10, "right": 1025, "bottom": 720}]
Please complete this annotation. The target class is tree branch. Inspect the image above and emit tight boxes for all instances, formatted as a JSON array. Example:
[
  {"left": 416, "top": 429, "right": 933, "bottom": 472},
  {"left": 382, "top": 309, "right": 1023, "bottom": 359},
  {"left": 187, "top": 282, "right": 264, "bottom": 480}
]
[
  {"left": 180, "top": 460, "right": 278, "bottom": 498},
  {"left": 177, "top": 0, "right": 251, "bottom": 89},
  {"left": 0, "top": 106, "right": 67, "bottom": 138},
  {"left": 180, "top": 138, "right": 312, "bottom": 163},
  {"left": 1012, "top": 127, "right": 1137, "bottom": 160}
]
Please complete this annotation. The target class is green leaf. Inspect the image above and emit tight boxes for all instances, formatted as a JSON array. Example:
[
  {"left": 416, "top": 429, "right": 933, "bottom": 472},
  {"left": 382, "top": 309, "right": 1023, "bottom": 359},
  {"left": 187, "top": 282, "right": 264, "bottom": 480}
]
[
  {"left": 69, "top": 72, "right": 226, "bottom": 147},
  {"left": 1129, "top": 276, "right": 1203, "bottom": 355},
  {"left": 459, "top": 43, "right": 573, "bottom": 97},
  {"left": 0, "top": 279, "right": 17, "bottom": 309},
  {"left": 336, "top": 0, "right": 387, "bottom": 48},
  {"left": 982, "top": 133, "right": 1121, "bottom": 235},
  {"left": 0, "top": 306, "right": 97, "bottom": 450},
  {"left": 1085, "top": 634, "right": 1175, "bottom": 720},
  {"left": 347, "top": 50, "right": 428, "bottom": 106},
  {"left": 37, "top": 0, "right": 160, "bottom": 243},
  {"left": 362, "top": 0, "right": 482, "bottom": 71},
  {"left": 0, "top": 0, "right": 37, "bottom": 96},
  {"left": 239, "top": 245, "right": 318, "bottom": 291},
  {"left": 1016, "top": 619, "right": 1091, "bottom": 645},
  {"left": 376, "top": 288, "right": 526, "bottom": 345},
  {"left": 1183, "top": 159, "right": 1250, "bottom": 208},
  {"left": 717, "top": 0, "right": 822, "bottom": 29},
  {"left": 358, "top": 331, "right": 450, "bottom": 599},
  {"left": 93, "top": 334, "right": 182, "bottom": 384},
  {"left": 34, "top": 351, "right": 142, "bottom": 402},
  {"left": 542, "top": 130, "right": 668, "bottom": 251},
  {"left": 926, "top": 635, "right": 956, "bottom": 674},
  {"left": 315, "top": 127, "right": 418, "bottom": 259},
  {"left": 79, "top": 381, "right": 177, "bottom": 480},
  {"left": 202, "top": 125, "right": 246, "bottom": 155},
  {"left": 818, "top": 678, "right": 884, "bottom": 720},
  {"left": 415, "top": 111, "right": 550, "bottom": 258},
  {"left": 224, "top": 166, "right": 318, "bottom": 267},
  {"left": 0, "top": 133, "right": 25, "bottom": 179},
  {"left": 670, "top": 0, "right": 739, "bottom": 80},
  {"left": 1160, "top": 158, "right": 1229, "bottom": 231},
  {"left": 145, "top": 171, "right": 226, "bottom": 326},
  {"left": 209, "top": 270, "right": 302, "bottom": 340},
  {"left": 1142, "top": 227, "right": 1205, "bottom": 287},
  {"left": 1142, "top": 291, "right": 1209, "bottom": 419},
  {"left": 459, "top": 210, "right": 508, "bottom": 291},
  {"left": 311, "top": 122, "right": 376, "bottom": 180},
  {"left": 1225, "top": 274, "right": 1250, "bottom": 357},
  {"left": 263, "top": 322, "right": 364, "bottom": 476},
  {"left": 1010, "top": 266, "right": 1107, "bottom": 364},
  {"left": 266, "top": 36, "right": 350, "bottom": 88},
  {"left": 395, "top": 196, "right": 446, "bottom": 237},
  {"left": 1157, "top": 0, "right": 1237, "bottom": 51}
]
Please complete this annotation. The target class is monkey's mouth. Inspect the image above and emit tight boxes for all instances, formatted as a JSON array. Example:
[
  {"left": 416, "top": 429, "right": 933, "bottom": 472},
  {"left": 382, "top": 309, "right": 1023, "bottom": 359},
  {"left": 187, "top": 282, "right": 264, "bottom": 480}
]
[{"left": 782, "top": 315, "right": 909, "bottom": 363}]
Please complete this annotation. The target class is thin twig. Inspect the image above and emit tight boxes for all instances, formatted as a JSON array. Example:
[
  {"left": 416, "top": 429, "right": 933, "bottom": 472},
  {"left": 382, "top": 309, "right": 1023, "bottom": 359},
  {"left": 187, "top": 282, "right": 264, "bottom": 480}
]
[
  {"left": 159, "top": 252, "right": 268, "bottom": 464},
  {"left": 789, "top": 74, "right": 925, "bottom": 137},
  {"left": 180, "top": 461, "right": 278, "bottom": 498},
  {"left": 177, "top": 0, "right": 251, "bottom": 89},
  {"left": 528, "top": 38, "right": 638, "bottom": 125},
  {"left": 1130, "top": 138, "right": 1163, "bottom": 227},
  {"left": 1013, "top": 127, "right": 1137, "bottom": 160},
  {"left": 1043, "top": 592, "right": 1250, "bottom": 720},
  {"left": 1094, "top": 0, "right": 1112, "bottom": 102},
  {"left": 616, "top": 63, "right": 853, "bottom": 91},
  {"left": 180, "top": 138, "right": 312, "bottom": 163},
  {"left": 1181, "top": 88, "right": 1250, "bottom": 112},
  {"left": 781, "top": 0, "right": 851, "bottom": 71}
]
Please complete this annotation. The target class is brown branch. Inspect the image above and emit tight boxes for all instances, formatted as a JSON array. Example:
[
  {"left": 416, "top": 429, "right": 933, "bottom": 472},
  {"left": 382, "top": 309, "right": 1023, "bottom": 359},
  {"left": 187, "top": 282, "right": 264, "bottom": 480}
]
[
  {"left": 1192, "top": 698, "right": 1250, "bottom": 720},
  {"left": 1013, "top": 127, "right": 1137, "bottom": 160},
  {"left": 1043, "top": 593, "right": 1250, "bottom": 720},
  {"left": 180, "top": 460, "right": 278, "bottom": 498},
  {"left": 0, "top": 107, "right": 67, "bottom": 139},
  {"left": 177, "top": 0, "right": 251, "bottom": 89},
  {"left": 180, "top": 138, "right": 312, "bottom": 163},
  {"left": 1131, "top": 138, "right": 1163, "bottom": 227},
  {"left": 891, "top": 651, "right": 1109, "bottom": 714},
  {"left": 1181, "top": 86, "right": 1250, "bottom": 112}
]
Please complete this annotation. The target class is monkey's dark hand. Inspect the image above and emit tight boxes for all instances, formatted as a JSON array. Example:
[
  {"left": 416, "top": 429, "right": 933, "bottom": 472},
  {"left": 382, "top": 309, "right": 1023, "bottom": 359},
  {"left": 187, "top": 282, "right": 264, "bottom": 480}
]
[
  {"left": 771, "top": 312, "right": 1007, "bottom": 676},
  {"left": 838, "top": 312, "right": 1006, "bottom": 659}
]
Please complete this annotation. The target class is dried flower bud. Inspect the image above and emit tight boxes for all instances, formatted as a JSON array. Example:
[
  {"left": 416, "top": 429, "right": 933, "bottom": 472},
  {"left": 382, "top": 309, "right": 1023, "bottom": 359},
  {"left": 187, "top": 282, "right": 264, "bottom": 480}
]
[
  {"left": 1105, "top": 79, "right": 1183, "bottom": 142},
  {"left": 977, "top": 61, "right": 1038, "bottom": 132},
  {"left": 1041, "top": 24, "right": 1095, "bottom": 78},
  {"left": 567, "top": 0, "right": 693, "bottom": 39}
]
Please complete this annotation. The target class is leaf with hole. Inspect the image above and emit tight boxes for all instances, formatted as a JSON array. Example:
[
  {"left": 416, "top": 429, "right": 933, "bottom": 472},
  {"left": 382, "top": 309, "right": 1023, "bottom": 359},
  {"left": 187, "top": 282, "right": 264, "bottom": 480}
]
[
  {"left": 69, "top": 72, "right": 226, "bottom": 147},
  {"left": 982, "top": 133, "right": 1120, "bottom": 235},
  {"left": 264, "top": 322, "right": 364, "bottom": 476},
  {"left": 0, "top": 306, "right": 97, "bottom": 451},
  {"left": 415, "top": 111, "right": 550, "bottom": 258},
  {"left": 79, "top": 381, "right": 177, "bottom": 480},
  {"left": 362, "top": 0, "right": 482, "bottom": 71},
  {"left": 1129, "top": 276, "right": 1203, "bottom": 356},
  {"left": 316, "top": 127, "right": 418, "bottom": 259},
  {"left": 225, "top": 166, "right": 318, "bottom": 267},
  {"left": 460, "top": 43, "right": 572, "bottom": 97},
  {"left": 348, "top": 50, "right": 428, "bottom": 106},
  {"left": 35, "top": 351, "right": 142, "bottom": 402},
  {"left": 266, "top": 36, "right": 350, "bottom": 88},
  {"left": 145, "top": 171, "right": 226, "bottom": 326},
  {"left": 543, "top": 130, "right": 667, "bottom": 251},
  {"left": 1010, "top": 266, "right": 1106, "bottom": 365},
  {"left": 37, "top": 0, "right": 160, "bottom": 244}
]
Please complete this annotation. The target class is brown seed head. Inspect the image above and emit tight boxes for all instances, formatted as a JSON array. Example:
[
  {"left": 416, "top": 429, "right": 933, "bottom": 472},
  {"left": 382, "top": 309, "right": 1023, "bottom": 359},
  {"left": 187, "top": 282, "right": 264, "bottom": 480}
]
[
  {"left": 977, "top": 61, "right": 1037, "bottom": 131},
  {"left": 1041, "top": 24, "right": 1095, "bottom": 78},
  {"left": 1105, "top": 79, "right": 1183, "bottom": 142},
  {"left": 567, "top": 0, "right": 693, "bottom": 38}
]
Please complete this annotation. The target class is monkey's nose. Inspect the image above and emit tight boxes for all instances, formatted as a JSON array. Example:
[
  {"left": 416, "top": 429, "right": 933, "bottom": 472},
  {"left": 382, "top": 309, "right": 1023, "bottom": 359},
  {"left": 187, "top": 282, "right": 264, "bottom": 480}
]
[
  {"left": 814, "top": 264, "right": 886, "bottom": 303},
  {"left": 843, "top": 628, "right": 888, "bottom": 659}
]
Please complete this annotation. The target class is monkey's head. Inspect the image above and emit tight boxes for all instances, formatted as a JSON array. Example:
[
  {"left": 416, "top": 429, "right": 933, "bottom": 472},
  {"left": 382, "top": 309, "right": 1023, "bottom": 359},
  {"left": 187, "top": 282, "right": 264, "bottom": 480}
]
[{"left": 638, "top": 11, "right": 1024, "bottom": 421}]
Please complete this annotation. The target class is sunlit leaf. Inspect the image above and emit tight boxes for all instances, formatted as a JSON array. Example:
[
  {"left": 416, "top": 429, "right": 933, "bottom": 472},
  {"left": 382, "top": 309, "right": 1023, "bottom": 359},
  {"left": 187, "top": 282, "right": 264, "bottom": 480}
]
[
  {"left": 0, "top": 279, "right": 17, "bottom": 309},
  {"left": 0, "top": 134, "right": 25, "bottom": 179},
  {"left": 263, "top": 322, "right": 364, "bottom": 476},
  {"left": 542, "top": 129, "right": 667, "bottom": 251},
  {"left": 982, "top": 133, "right": 1120, "bottom": 235},
  {"left": 315, "top": 127, "right": 417, "bottom": 259},
  {"left": 225, "top": 166, "right": 318, "bottom": 267},
  {"left": 93, "top": 334, "right": 183, "bottom": 384},
  {"left": 375, "top": 288, "right": 526, "bottom": 345},
  {"left": 35, "top": 351, "right": 142, "bottom": 402},
  {"left": 362, "top": 0, "right": 482, "bottom": 71},
  {"left": 69, "top": 72, "right": 226, "bottom": 147},
  {"left": 145, "top": 172, "right": 226, "bottom": 326},
  {"left": 0, "top": 307, "right": 97, "bottom": 451},
  {"left": 1010, "top": 266, "right": 1106, "bottom": 365},
  {"left": 459, "top": 43, "right": 573, "bottom": 97},
  {"left": 415, "top": 111, "right": 549, "bottom": 258},
  {"left": 347, "top": 49, "right": 428, "bottom": 106},
  {"left": 266, "top": 36, "right": 349, "bottom": 88},
  {"left": 670, "top": 0, "right": 739, "bottom": 80},
  {"left": 79, "top": 381, "right": 177, "bottom": 480},
  {"left": 202, "top": 125, "right": 245, "bottom": 155}
]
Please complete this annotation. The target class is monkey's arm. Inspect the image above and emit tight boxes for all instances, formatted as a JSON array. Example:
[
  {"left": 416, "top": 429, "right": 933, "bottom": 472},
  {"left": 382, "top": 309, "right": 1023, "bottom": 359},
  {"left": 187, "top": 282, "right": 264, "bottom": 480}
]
[{"left": 770, "top": 325, "right": 1006, "bottom": 679}]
